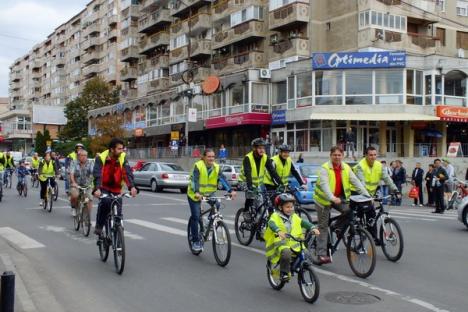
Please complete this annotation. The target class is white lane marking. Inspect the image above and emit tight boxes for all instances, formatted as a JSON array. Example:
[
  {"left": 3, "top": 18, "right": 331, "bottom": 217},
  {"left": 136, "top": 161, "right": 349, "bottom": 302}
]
[
  {"left": 390, "top": 211, "right": 454, "bottom": 220},
  {"left": 0, "top": 227, "right": 45, "bottom": 249},
  {"left": 0, "top": 254, "right": 38, "bottom": 312},
  {"left": 161, "top": 217, "right": 235, "bottom": 235},
  {"left": 127, "top": 218, "right": 451, "bottom": 312},
  {"left": 26, "top": 206, "right": 70, "bottom": 210},
  {"left": 139, "top": 192, "right": 186, "bottom": 203},
  {"left": 391, "top": 215, "right": 436, "bottom": 222}
]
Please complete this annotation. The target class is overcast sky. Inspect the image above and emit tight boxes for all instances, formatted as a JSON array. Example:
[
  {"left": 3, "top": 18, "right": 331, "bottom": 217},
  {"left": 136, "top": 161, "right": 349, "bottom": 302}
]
[{"left": 0, "top": 0, "right": 90, "bottom": 97}]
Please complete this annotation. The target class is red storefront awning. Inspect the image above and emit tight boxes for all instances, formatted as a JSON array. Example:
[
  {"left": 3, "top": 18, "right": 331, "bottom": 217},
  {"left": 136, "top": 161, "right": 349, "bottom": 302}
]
[{"left": 205, "top": 113, "right": 271, "bottom": 129}]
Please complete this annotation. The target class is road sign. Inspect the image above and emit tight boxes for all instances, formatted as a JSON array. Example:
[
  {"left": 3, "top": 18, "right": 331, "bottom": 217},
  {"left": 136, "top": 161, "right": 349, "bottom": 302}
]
[
  {"left": 171, "top": 131, "right": 179, "bottom": 140},
  {"left": 188, "top": 108, "right": 197, "bottom": 122}
]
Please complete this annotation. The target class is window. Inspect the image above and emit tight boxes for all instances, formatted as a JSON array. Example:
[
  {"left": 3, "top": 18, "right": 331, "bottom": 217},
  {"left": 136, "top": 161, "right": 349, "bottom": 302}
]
[
  {"left": 230, "top": 6, "right": 264, "bottom": 27},
  {"left": 231, "top": 83, "right": 248, "bottom": 106},
  {"left": 252, "top": 83, "right": 269, "bottom": 106},
  {"left": 170, "top": 34, "right": 188, "bottom": 50},
  {"left": 296, "top": 72, "right": 312, "bottom": 98},
  {"left": 315, "top": 71, "right": 343, "bottom": 105},
  {"left": 407, "top": 69, "right": 423, "bottom": 105},
  {"left": 436, "top": 28, "right": 446, "bottom": 46},
  {"left": 345, "top": 70, "right": 372, "bottom": 105},
  {"left": 269, "top": 0, "right": 298, "bottom": 11},
  {"left": 272, "top": 81, "right": 286, "bottom": 105},
  {"left": 456, "top": 31, "right": 468, "bottom": 50},
  {"left": 359, "top": 10, "right": 406, "bottom": 32},
  {"left": 375, "top": 69, "right": 403, "bottom": 104},
  {"left": 170, "top": 61, "right": 187, "bottom": 75},
  {"left": 159, "top": 163, "right": 184, "bottom": 171}
]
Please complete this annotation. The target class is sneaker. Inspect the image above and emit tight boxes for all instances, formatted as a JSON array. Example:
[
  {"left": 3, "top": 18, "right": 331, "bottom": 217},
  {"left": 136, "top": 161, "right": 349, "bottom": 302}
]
[
  {"left": 71, "top": 208, "right": 76, "bottom": 217},
  {"left": 318, "top": 256, "right": 332, "bottom": 264},
  {"left": 411, "top": 204, "right": 416, "bottom": 207},
  {"left": 192, "top": 241, "right": 203, "bottom": 252},
  {"left": 39, "top": 201, "right": 43, "bottom": 206},
  {"left": 419, "top": 204, "right": 423, "bottom": 207},
  {"left": 280, "top": 272, "right": 290, "bottom": 282}
]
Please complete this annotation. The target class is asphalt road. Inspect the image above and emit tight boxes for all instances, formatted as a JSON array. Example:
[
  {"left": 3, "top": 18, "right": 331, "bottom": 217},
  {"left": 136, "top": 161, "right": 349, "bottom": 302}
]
[{"left": 0, "top": 178, "right": 466, "bottom": 312}]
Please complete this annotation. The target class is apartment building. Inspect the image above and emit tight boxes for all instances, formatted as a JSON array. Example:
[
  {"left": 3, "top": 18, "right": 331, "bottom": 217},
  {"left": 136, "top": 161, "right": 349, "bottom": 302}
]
[{"left": 5, "top": 0, "right": 123, "bottom": 151}]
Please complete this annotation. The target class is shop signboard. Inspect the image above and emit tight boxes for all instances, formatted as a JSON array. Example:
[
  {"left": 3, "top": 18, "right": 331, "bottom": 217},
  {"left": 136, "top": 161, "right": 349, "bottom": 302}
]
[
  {"left": 188, "top": 108, "right": 197, "bottom": 122},
  {"left": 436, "top": 105, "right": 468, "bottom": 122},
  {"left": 312, "top": 51, "right": 406, "bottom": 69},
  {"left": 205, "top": 113, "right": 271, "bottom": 129},
  {"left": 271, "top": 110, "right": 286, "bottom": 125},
  {"left": 171, "top": 131, "right": 180, "bottom": 140},
  {"left": 447, "top": 142, "right": 463, "bottom": 157}
]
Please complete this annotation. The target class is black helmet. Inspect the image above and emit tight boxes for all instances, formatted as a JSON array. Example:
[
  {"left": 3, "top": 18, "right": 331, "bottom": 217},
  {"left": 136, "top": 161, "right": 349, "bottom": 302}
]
[
  {"left": 251, "top": 138, "right": 266, "bottom": 147},
  {"left": 278, "top": 144, "right": 290, "bottom": 152},
  {"left": 274, "top": 193, "right": 296, "bottom": 207}
]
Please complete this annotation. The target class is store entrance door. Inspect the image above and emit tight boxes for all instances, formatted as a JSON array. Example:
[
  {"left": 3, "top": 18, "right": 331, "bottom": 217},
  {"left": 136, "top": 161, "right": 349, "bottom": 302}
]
[{"left": 271, "top": 127, "right": 286, "bottom": 146}]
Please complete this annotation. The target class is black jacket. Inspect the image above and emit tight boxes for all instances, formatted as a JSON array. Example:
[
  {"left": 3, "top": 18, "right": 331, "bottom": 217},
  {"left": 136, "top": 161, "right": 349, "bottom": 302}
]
[
  {"left": 392, "top": 167, "right": 406, "bottom": 185},
  {"left": 432, "top": 166, "right": 448, "bottom": 186},
  {"left": 425, "top": 170, "right": 434, "bottom": 186},
  {"left": 411, "top": 168, "right": 424, "bottom": 185},
  {"left": 242, "top": 154, "right": 281, "bottom": 189}
]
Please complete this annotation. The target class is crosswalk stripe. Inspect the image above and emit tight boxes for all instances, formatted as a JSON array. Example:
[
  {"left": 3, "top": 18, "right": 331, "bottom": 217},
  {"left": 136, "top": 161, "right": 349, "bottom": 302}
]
[
  {"left": 161, "top": 217, "right": 236, "bottom": 235},
  {"left": 391, "top": 215, "right": 436, "bottom": 222},
  {"left": 127, "top": 219, "right": 186, "bottom": 236},
  {"left": 390, "top": 211, "right": 454, "bottom": 220},
  {"left": 0, "top": 227, "right": 45, "bottom": 249}
]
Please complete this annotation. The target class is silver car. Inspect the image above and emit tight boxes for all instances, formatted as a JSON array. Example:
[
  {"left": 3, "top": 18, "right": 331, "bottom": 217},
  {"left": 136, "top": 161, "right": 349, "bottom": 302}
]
[
  {"left": 220, "top": 165, "right": 242, "bottom": 188},
  {"left": 133, "top": 162, "right": 190, "bottom": 193}
]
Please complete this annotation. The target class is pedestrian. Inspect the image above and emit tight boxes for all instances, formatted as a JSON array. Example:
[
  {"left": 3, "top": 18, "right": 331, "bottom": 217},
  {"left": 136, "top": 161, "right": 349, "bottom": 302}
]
[
  {"left": 391, "top": 160, "right": 406, "bottom": 206},
  {"left": 411, "top": 162, "right": 424, "bottom": 206},
  {"left": 442, "top": 158, "right": 455, "bottom": 203},
  {"left": 425, "top": 164, "right": 435, "bottom": 206},
  {"left": 265, "top": 134, "right": 272, "bottom": 157},
  {"left": 432, "top": 159, "right": 448, "bottom": 214},
  {"left": 345, "top": 127, "right": 356, "bottom": 160},
  {"left": 297, "top": 153, "right": 304, "bottom": 163},
  {"left": 380, "top": 160, "right": 393, "bottom": 205},
  {"left": 218, "top": 144, "right": 228, "bottom": 164}
]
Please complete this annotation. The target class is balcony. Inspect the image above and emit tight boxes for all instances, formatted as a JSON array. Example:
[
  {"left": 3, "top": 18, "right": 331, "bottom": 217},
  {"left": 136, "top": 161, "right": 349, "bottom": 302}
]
[
  {"left": 212, "top": 0, "right": 263, "bottom": 21},
  {"left": 271, "top": 37, "right": 309, "bottom": 59},
  {"left": 108, "top": 29, "right": 118, "bottom": 40},
  {"left": 139, "top": 31, "right": 170, "bottom": 55},
  {"left": 52, "top": 57, "right": 66, "bottom": 67},
  {"left": 170, "top": 72, "right": 184, "bottom": 86},
  {"left": 31, "top": 71, "right": 42, "bottom": 79},
  {"left": 148, "top": 54, "right": 169, "bottom": 69},
  {"left": 10, "top": 72, "right": 21, "bottom": 82},
  {"left": 121, "top": 26, "right": 139, "bottom": 38},
  {"left": 148, "top": 77, "right": 170, "bottom": 93},
  {"left": 121, "top": 66, "right": 138, "bottom": 81},
  {"left": 82, "top": 37, "right": 105, "bottom": 50},
  {"left": 120, "top": 45, "right": 140, "bottom": 62},
  {"left": 192, "top": 66, "right": 211, "bottom": 82},
  {"left": 83, "top": 23, "right": 101, "bottom": 36},
  {"left": 268, "top": 2, "right": 309, "bottom": 31},
  {"left": 122, "top": 4, "right": 140, "bottom": 18},
  {"left": 82, "top": 50, "right": 103, "bottom": 64},
  {"left": 169, "top": 46, "right": 189, "bottom": 64},
  {"left": 170, "top": 0, "right": 211, "bottom": 18},
  {"left": 2, "top": 124, "right": 33, "bottom": 139},
  {"left": 31, "top": 59, "right": 43, "bottom": 69},
  {"left": 138, "top": 9, "right": 171, "bottom": 33},
  {"left": 141, "top": 0, "right": 159, "bottom": 12},
  {"left": 188, "top": 13, "right": 211, "bottom": 35},
  {"left": 212, "top": 51, "right": 266, "bottom": 75},
  {"left": 190, "top": 39, "right": 211, "bottom": 58},
  {"left": 108, "top": 14, "right": 119, "bottom": 25},
  {"left": 213, "top": 20, "right": 266, "bottom": 49},
  {"left": 82, "top": 63, "right": 101, "bottom": 76},
  {"left": 121, "top": 89, "right": 138, "bottom": 101}
]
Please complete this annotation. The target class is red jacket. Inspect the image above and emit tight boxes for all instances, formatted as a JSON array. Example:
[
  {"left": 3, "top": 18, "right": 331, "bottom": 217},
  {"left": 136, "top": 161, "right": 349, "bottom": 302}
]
[{"left": 93, "top": 153, "right": 135, "bottom": 194}]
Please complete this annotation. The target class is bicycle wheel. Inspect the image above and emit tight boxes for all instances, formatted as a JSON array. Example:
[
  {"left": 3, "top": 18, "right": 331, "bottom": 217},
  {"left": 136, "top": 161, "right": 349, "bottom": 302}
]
[
  {"left": 73, "top": 205, "right": 81, "bottom": 231},
  {"left": 308, "top": 229, "right": 332, "bottom": 265},
  {"left": 346, "top": 228, "right": 376, "bottom": 278},
  {"left": 8, "top": 174, "right": 12, "bottom": 189},
  {"left": 266, "top": 261, "right": 285, "bottom": 290},
  {"left": 234, "top": 208, "right": 255, "bottom": 246},
  {"left": 47, "top": 188, "right": 53, "bottom": 213},
  {"left": 187, "top": 217, "right": 203, "bottom": 255},
  {"left": 447, "top": 192, "right": 458, "bottom": 210},
  {"left": 98, "top": 224, "right": 110, "bottom": 262},
  {"left": 113, "top": 225, "right": 126, "bottom": 275},
  {"left": 53, "top": 184, "right": 59, "bottom": 201},
  {"left": 380, "top": 217, "right": 404, "bottom": 262},
  {"left": 298, "top": 265, "right": 320, "bottom": 304},
  {"left": 18, "top": 184, "right": 22, "bottom": 196},
  {"left": 82, "top": 206, "right": 91, "bottom": 237},
  {"left": 212, "top": 221, "right": 231, "bottom": 267},
  {"left": 23, "top": 183, "right": 28, "bottom": 197}
]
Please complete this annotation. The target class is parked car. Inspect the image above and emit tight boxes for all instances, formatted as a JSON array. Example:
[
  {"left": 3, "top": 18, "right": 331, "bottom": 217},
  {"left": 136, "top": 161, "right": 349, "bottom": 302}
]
[
  {"left": 220, "top": 164, "right": 242, "bottom": 189},
  {"left": 288, "top": 163, "right": 320, "bottom": 205},
  {"left": 133, "top": 162, "right": 190, "bottom": 193}
]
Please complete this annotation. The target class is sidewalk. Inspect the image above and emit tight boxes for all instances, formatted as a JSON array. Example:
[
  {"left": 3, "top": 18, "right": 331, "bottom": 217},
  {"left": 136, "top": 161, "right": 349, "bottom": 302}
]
[{"left": 0, "top": 237, "right": 64, "bottom": 312}]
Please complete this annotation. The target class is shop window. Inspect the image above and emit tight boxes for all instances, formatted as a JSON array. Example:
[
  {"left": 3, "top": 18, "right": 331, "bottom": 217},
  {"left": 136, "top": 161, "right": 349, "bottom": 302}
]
[
  {"left": 272, "top": 81, "right": 287, "bottom": 106},
  {"left": 287, "top": 75, "right": 295, "bottom": 108},
  {"left": 444, "top": 70, "right": 467, "bottom": 106},
  {"left": 407, "top": 69, "right": 423, "bottom": 105},
  {"left": 251, "top": 83, "right": 269, "bottom": 109},
  {"left": 309, "top": 130, "right": 320, "bottom": 151},
  {"left": 315, "top": 71, "right": 342, "bottom": 105},
  {"left": 296, "top": 121, "right": 308, "bottom": 129},
  {"left": 231, "top": 83, "right": 247, "bottom": 106},
  {"left": 375, "top": 69, "right": 403, "bottom": 104},
  {"left": 345, "top": 70, "right": 372, "bottom": 105},
  {"left": 296, "top": 72, "right": 312, "bottom": 98}
]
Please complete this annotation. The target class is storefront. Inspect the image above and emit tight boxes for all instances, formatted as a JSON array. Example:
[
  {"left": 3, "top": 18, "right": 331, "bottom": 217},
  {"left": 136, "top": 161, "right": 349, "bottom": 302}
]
[{"left": 436, "top": 105, "right": 468, "bottom": 155}]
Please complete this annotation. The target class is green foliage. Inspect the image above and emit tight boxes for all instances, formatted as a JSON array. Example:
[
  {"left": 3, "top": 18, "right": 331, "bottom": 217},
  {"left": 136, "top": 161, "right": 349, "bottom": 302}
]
[
  {"left": 35, "top": 130, "right": 51, "bottom": 156},
  {"left": 53, "top": 139, "right": 91, "bottom": 158}
]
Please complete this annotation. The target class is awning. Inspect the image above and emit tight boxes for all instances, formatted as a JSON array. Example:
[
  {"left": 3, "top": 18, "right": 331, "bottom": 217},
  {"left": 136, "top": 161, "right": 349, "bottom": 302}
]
[{"left": 309, "top": 113, "right": 440, "bottom": 121}]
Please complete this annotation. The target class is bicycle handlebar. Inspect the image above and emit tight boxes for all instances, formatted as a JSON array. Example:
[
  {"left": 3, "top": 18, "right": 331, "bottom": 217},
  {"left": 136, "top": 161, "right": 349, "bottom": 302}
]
[
  {"left": 100, "top": 192, "right": 132, "bottom": 200},
  {"left": 201, "top": 193, "right": 233, "bottom": 201}
]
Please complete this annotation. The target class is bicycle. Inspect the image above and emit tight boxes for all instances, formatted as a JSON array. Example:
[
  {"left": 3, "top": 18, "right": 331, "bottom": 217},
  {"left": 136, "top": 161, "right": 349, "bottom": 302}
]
[
  {"left": 447, "top": 178, "right": 468, "bottom": 210},
  {"left": 97, "top": 192, "right": 132, "bottom": 275},
  {"left": 73, "top": 185, "right": 92, "bottom": 237},
  {"left": 187, "top": 194, "right": 232, "bottom": 266},
  {"left": 53, "top": 182, "right": 59, "bottom": 201},
  {"left": 42, "top": 177, "right": 55, "bottom": 213},
  {"left": 308, "top": 195, "right": 377, "bottom": 279},
  {"left": 31, "top": 170, "right": 39, "bottom": 188},
  {"left": 0, "top": 171, "right": 3, "bottom": 202},
  {"left": 267, "top": 232, "right": 320, "bottom": 304},
  {"left": 17, "top": 175, "right": 28, "bottom": 197},
  {"left": 360, "top": 194, "right": 405, "bottom": 262}
]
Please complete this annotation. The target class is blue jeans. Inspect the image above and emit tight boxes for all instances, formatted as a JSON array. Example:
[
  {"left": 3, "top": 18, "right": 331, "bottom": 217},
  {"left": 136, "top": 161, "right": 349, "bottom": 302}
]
[
  {"left": 17, "top": 175, "right": 26, "bottom": 188},
  {"left": 188, "top": 197, "right": 202, "bottom": 243},
  {"left": 381, "top": 185, "right": 389, "bottom": 205}
]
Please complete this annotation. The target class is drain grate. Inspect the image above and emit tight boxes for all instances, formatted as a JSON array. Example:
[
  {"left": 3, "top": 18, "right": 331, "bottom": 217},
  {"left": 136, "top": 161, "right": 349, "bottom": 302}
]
[{"left": 325, "top": 291, "right": 381, "bottom": 305}]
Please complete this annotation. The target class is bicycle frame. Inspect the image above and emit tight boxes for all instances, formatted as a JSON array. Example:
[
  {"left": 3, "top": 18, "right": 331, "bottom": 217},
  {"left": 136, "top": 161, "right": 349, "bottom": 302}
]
[{"left": 200, "top": 195, "right": 232, "bottom": 241}]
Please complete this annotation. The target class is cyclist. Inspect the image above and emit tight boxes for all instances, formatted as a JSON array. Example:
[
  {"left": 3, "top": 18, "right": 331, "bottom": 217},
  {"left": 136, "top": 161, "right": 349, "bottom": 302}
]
[
  {"left": 187, "top": 148, "right": 236, "bottom": 252},
  {"left": 264, "top": 144, "right": 307, "bottom": 194},
  {"left": 70, "top": 150, "right": 94, "bottom": 217},
  {"left": 38, "top": 152, "right": 59, "bottom": 206},
  {"left": 93, "top": 138, "right": 137, "bottom": 236},
  {"left": 264, "top": 193, "right": 319, "bottom": 282},
  {"left": 352, "top": 146, "right": 399, "bottom": 244},
  {"left": 4, "top": 151, "right": 15, "bottom": 185},
  {"left": 0, "top": 151, "right": 6, "bottom": 187},
  {"left": 16, "top": 160, "right": 29, "bottom": 191},
  {"left": 313, "top": 146, "right": 370, "bottom": 264},
  {"left": 66, "top": 143, "right": 84, "bottom": 194},
  {"left": 239, "top": 138, "right": 282, "bottom": 216},
  {"left": 31, "top": 152, "right": 40, "bottom": 175}
]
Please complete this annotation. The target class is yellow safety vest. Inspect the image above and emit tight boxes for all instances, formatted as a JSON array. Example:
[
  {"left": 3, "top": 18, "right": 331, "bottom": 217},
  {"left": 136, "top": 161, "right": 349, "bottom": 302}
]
[
  {"left": 351, "top": 158, "right": 383, "bottom": 195},
  {"left": 264, "top": 212, "right": 303, "bottom": 265},
  {"left": 39, "top": 160, "right": 55, "bottom": 182},
  {"left": 313, "top": 162, "right": 352, "bottom": 207},
  {"left": 5, "top": 156, "right": 14, "bottom": 168},
  {"left": 187, "top": 160, "right": 219, "bottom": 202},
  {"left": 99, "top": 150, "right": 125, "bottom": 168},
  {"left": 239, "top": 152, "right": 267, "bottom": 187},
  {"left": 31, "top": 157, "right": 40, "bottom": 169},
  {"left": 0, "top": 153, "right": 5, "bottom": 171},
  {"left": 68, "top": 151, "right": 77, "bottom": 161},
  {"left": 264, "top": 155, "right": 292, "bottom": 186}
]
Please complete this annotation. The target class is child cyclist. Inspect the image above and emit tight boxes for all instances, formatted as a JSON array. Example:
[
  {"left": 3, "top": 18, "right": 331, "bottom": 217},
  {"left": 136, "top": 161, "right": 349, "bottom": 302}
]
[
  {"left": 264, "top": 193, "right": 319, "bottom": 282},
  {"left": 16, "top": 160, "right": 29, "bottom": 190}
]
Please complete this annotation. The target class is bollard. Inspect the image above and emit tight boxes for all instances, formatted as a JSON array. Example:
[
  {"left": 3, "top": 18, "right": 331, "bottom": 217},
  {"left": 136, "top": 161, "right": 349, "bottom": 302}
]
[{"left": 1, "top": 271, "right": 15, "bottom": 312}]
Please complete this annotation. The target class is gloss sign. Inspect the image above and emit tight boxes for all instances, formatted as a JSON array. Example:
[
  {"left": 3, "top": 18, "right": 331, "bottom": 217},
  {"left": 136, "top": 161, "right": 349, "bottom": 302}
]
[{"left": 312, "top": 51, "right": 406, "bottom": 69}]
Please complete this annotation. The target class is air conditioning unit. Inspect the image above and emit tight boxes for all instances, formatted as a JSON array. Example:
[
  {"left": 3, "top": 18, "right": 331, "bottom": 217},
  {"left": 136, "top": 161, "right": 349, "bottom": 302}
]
[
  {"left": 192, "top": 84, "right": 202, "bottom": 95},
  {"left": 457, "top": 48, "right": 465, "bottom": 58},
  {"left": 259, "top": 68, "right": 271, "bottom": 79},
  {"left": 270, "top": 34, "right": 278, "bottom": 45}
]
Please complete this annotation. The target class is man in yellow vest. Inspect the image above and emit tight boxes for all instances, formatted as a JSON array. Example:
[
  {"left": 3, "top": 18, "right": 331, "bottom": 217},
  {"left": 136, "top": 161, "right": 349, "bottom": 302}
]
[
  {"left": 4, "top": 151, "right": 15, "bottom": 185},
  {"left": 264, "top": 193, "right": 319, "bottom": 282},
  {"left": 239, "top": 138, "right": 282, "bottom": 217},
  {"left": 352, "top": 146, "right": 399, "bottom": 243},
  {"left": 38, "top": 152, "right": 59, "bottom": 206},
  {"left": 313, "top": 146, "right": 370, "bottom": 264},
  {"left": 187, "top": 148, "right": 236, "bottom": 251},
  {"left": 65, "top": 143, "right": 84, "bottom": 194},
  {"left": 93, "top": 138, "right": 137, "bottom": 235},
  {"left": 0, "top": 151, "right": 6, "bottom": 195}
]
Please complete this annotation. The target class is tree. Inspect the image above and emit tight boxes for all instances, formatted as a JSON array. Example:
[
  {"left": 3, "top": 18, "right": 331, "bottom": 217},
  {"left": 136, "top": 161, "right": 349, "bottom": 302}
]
[
  {"left": 60, "top": 77, "right": 119, "bottom": 140},
  {"left": 35, "top": 129, "right": 51, "bottom": 155},
  {"left": 89, "top": 114, "right": 126, "bottom": 155}
]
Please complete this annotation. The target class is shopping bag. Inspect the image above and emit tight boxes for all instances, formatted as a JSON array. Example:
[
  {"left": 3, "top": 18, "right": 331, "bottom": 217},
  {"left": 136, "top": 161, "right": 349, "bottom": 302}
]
[{"left": 408, "top": 186, "right": 419, "bottom": 199}]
